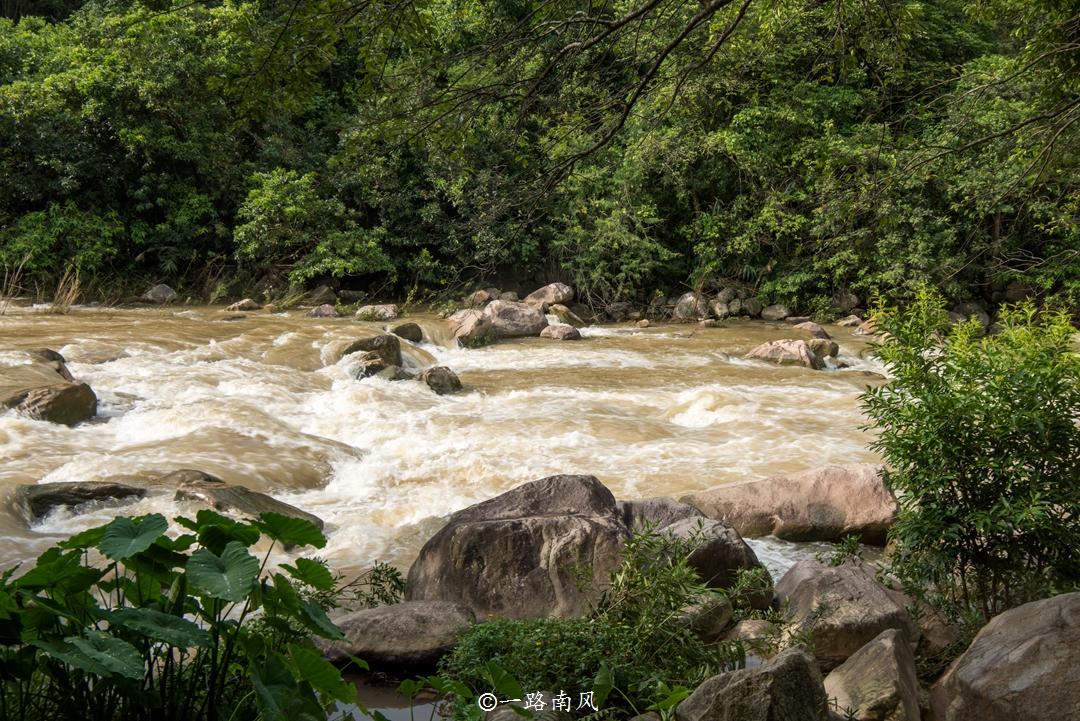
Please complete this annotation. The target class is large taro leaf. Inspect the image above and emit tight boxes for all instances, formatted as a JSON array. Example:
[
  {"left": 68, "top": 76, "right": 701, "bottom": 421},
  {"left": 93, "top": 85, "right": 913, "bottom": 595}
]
[
  {"left": 99, "top": 514, "right": 168, "bottom": 561},
  {"left": 187, "top": 541, "right": 259, "bottom": 602},
  {"left": 255, "top": 512, "right": 326, "bottom": 549},
  {"left": 34, "top": 630, "right": 144, "bottom": 680},
  {"left": 280, "top": 558, "right": 334, "bottom": 591},
  {"left": 250, "top": 654, "right": 298, "bottom": 721},
  {"left": 111, "top": 607, "right": 212, "bottom": 648},
  {"left": 288, "top": 642, "right": 356, "bottom": 704}
]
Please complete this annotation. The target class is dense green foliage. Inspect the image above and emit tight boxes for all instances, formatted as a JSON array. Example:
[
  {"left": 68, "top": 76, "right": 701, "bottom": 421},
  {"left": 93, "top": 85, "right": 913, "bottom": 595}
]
[
  {"left": 0, "top": 0, "right": 1076, "bottom": 309},
  {"left": 0, "top": 510, "right": 359, "bottom": 720},
  {"left": 862, "top": 290, "right": 1080, "bottom": 623},
  {"left": 440, "top": 526, "right": 771, "bottom": 719}
]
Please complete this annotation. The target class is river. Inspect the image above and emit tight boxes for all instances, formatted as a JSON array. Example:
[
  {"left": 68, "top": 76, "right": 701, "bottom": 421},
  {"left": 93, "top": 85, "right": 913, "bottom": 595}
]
[{"left": 0, "top": 306, "right": 883, "bottom": 579}]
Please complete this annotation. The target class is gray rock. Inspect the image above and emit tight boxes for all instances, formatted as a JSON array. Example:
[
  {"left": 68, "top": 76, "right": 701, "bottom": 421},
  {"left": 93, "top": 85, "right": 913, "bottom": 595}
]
[
  {"left": 808, "top": 338, "right": 840, "bottom": 361},
  {"left": 13, "top": 482, "right": 146, "bottom": 523},
  {"left": 665, "top": 517, "right": 770, "bottom": 592},
  {"left": 388, "top": 322, "right": 423, "bottom": 343},
  {"left": 343, "top": 334, "right": 402, "bottom": 366},
  {"left": 548, "top": 304, "right": 585, "bottom": 327},
  {"left": 824, "top": 628, "right": 920, "bottom": 721},
  {"left": 618, "top": 497, "right": 706, "bottom": 531},
  {"left": 540, "top": 324, "right": 582, "bottom": 340},
  {"left": 674, "top": 292, "right": 709, "bottom": 321},
  {"left": 447, "top": 309, "right": 494, "bottom": 346},
  {"left": 524, "top": 283, "right": 574, "bottom": 309},
  {"left": 143, "top": 284, "right": 177, "bottom": 304},
  {"left": 308, "top": 303, "right": 339, "bottom": 318},
  {"left": 716, "top": 288, "right": 737, "bottom": 304},
  {"left": 498, "top": 291, "right": 519, "bottom": 302},
  {"left": 405, "top": 475, "right": 628, "bottom": 619},
  {"left": 484, "top": 299, "right": 548, "bottom": 338},
  {"left": 761, "top": 304, "right": 792, "bottom": 321},
  {"left": 605, "top": 301, "right": 634, "bottom": 322},
  {"left": 836, "top": 315, "right": 862, "bottom": 328},
  {"left": 728, "top": 298, "right": 744, "bottom": 316},
  {"left": 930, "top": 592, "right": 1080, "bottom": 721},
  {"left": 776, "top": 560, "right": 917, "bottom": 670},
  {"left": 744, "top": 298, "right": 764, "bottom": 318},
  {"left": 636, "top": 319, "right": 651, "bottom": 328},
  {"left": 833, "top": 292, "right": 860, "bottom": 313},
  {"left": 710, "top": 300, "right": 731, "bottom": 319},
  {"left": 355, "top": 304, "right": 399, "bottom": 321},
  {"left": 420, "top": 366, "right": 462, "bottom": 394},
  {"left": 675, "top": 648, "right": 828, "bottom": 721},
  {"left": 682, "top": 464, "right": 897, "bottom": 545},
  {"left": 170, "top": 469, "right": 324, "bottom": 530},
  {"left": 319, "top": 600, "right": 475, "bottom": 670},
  {"left": 950, "top": 302, "right": 990, "bottom": 329}
]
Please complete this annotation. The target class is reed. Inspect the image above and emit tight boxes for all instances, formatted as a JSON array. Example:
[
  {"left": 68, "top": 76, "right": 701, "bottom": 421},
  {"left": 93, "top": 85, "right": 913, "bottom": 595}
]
[
  {"left": 0, "top": 256, "right": 29, "bottom": 315},
  {"left": 45, "top": 265, "right": 81, "bottom": 314}
]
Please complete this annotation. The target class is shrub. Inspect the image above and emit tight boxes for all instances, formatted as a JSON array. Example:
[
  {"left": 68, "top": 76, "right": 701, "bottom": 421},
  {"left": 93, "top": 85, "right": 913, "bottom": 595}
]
[
  {"left": 439, "top": 526, "right": 762, "bottom": 718},
  {"left": 0, "top": 510, "right": 358, "bottom": 721},
  {"left": 861, "top": 289, "right": 1080, "bottom": 622}
]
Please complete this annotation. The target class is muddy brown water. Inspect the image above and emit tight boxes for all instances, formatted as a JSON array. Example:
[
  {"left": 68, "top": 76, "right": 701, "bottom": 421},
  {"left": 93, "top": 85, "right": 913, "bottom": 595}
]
[{"left": 0, "top": 306, "right": 882, "bottom": 578}]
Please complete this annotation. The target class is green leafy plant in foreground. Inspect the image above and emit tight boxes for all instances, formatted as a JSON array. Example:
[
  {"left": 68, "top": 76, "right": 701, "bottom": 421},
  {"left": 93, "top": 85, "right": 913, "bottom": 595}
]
[
  {"left": 438, "top": 526, "right": 767, "bottom": 720},
  {"left": 0, "top": 510, "right": 359, "bottom": 721},
  {"left": 862, "top": 289, "right": 1080, "bottom": 623}
]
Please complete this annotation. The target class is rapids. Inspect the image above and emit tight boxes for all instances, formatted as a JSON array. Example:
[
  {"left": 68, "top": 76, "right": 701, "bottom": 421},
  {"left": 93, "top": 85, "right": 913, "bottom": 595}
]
[{"left": 0, "top": 306, "right": 883, "bottom": 579}]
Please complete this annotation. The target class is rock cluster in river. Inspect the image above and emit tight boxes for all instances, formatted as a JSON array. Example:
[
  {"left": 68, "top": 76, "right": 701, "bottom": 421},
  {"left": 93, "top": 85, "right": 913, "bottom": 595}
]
[{"left": 1, "top": 349, "right": 97, "bottom": 426}]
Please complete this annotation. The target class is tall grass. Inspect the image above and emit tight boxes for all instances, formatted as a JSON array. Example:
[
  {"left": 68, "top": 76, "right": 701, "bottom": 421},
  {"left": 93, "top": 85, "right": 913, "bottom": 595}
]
[
  {"left": 0, "top": 255, "right": 29, "bottom": 315},
  {"left": 45, "top": 265, "right": 81, "bottom": 314}
]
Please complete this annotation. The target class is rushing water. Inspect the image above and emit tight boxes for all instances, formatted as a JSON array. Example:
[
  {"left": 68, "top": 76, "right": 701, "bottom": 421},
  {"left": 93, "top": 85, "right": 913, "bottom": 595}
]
[{"left": 0, "top": 306, "right": 883, "bottom": 579}]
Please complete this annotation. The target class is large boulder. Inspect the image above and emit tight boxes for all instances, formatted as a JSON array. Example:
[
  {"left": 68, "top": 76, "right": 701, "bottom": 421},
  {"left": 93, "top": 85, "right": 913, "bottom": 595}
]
[
  {"left": 169, "top": 469, "right": 324, "bottom": 530},
  {"left": 540, "top": 324, "right": 581, "bottom": 341},
  {"left": 743, "top": 298, "right": 764, "bottom": 318},
  {"left": 308, "top": 304, "right": 339, "bottom": 318},
  {"left": 824, "top": 629, "right": 920, "bottom": 721},
  {"left": 793, "top": 322, "right": 830, "bottom": 340},
  {"left": 355, "top": 304, "right": 400, "bottom": 321},
  {"left": 548, "top": 304, "right": 585, "bottom": 327},
  {"left": 745, "top": 340, "right": 820, "bottom": 369},
  {"left": 618, "top": 496, "right": 706, "bottom": 531},
  {"left": 682, "top": 464, "right": 897, "bottom": 545},
  {"left": 776, "top": 560, "right": 916, "bottom": 671},
  {"left": 836, "top": 315, "right": 862, "bottom": 328},
  {"left": 930, "top": 592, "right": 1080, "bottom": 721},
  {"left": 2, "top": 382, "right": 97, "bottom": 426},
  {"left": 665, "top": 517, "right": 769, "bottom": 591},
  {"left": 143, "top": 284, "right": 177, "bottom": 304},
  {"left": 405, "top": 475, "right": 628, "bottom": 619},
  {"left": 343, "top": 334, "right": 402, "bottom": 366},
  {"left": 761, "top": 304, "right": 792, "bottom": 321},
  {"left": 674, "top": 292, "right": 709, "bottom": 321},
  {"left": 710, "top": 300, "right": 731, "bottom": 319},
  {"left": 447, "top": 309, "right": 494, "bottom": 346},
  {"left": 13, "top": 482, "right": 146, "bottom": 523},
  {"left": 307, "top": 285, "right": 337, "bottom": 305},
  {"left": 524, "top": 283, "right": 574, "bottom": 309},
  {"left": 675, "top": 648, "right": 828, "bottom": 721},
  {"left": 319, "top": 600, "right": 475, "bottom": 670},
  {"left": 420, "top": 366, "right": 462, "bottom": 395},
  {"left": 484, "top": 300, "right": 548, "bottom": 338}
]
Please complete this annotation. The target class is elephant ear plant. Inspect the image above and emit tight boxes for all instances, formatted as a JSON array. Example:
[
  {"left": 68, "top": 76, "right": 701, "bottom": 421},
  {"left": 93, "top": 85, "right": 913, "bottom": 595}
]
[{"left": 0, "top": 509, "right": 361, "bottom": 721}]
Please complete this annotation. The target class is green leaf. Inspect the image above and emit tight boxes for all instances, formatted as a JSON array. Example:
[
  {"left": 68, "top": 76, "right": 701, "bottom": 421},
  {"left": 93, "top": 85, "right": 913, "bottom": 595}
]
[
  {"left": 98, "top": 514, "right": 168, "bottom": 561},
  {"left": 592, "top": 662, "right": 614, "bottom": 707},
  {"left": 281, "top": 558, "right": 334, "bottom": 591},
  {"left": 298, "top": 597, "right": 344, "bottom": 640},
  {"left": 34, "top": 631, "right": 144, "bottom": 680},
  {"left": 187, "top": 542, "right": 259, "bottom": 602},
  {"left": 58, "top": 525, "right": 108, "bottom": 550},
  {"left": 111, "top": 608, "right": 212, "bottom": 648},
  {"left": 482, "top": 660, "right": 523, "bottom": 701},
  {"left": 255, "top": 512, "right": 326, "bottom": 549},
  {"left": 250, "top": 654, "right": 297, "bottom": 721},
  {"left": 288, "top": 642, "right": 356, "bottom": 703}
]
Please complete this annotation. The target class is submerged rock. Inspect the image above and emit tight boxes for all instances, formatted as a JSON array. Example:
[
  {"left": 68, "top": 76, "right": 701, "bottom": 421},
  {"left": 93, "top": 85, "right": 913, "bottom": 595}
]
[
  {"left": 746, "top": 339, "right": 820, "bottom": 369},
  {"left": 405, "top": 474, "right": 628, "bottom": 619},
  {"left": 308, "top": 303, "right": 339, "bottom": 318},
  {"left": 13, "top": 482, "right": 146, "bottom": 523},
  {"left": 540, "top": 324, "right": 581, "bottom": 340},
  {"left": 484, "top": 299, "right": 548, "bottom": 338},
  {"left": 356, "top": 303, "right": 399, "bottom": 321},
  {"left": 930, "top": 592, "right": 1080, "bottom": 721},
  {"left": 319, "top": 600, "right": 475, "bottom": 670},
  {"left": 225, "top": 298, "right": 261, "bottom": 312},
  {"left": 420, "top": 366, "right": 462, "bottom": 394},
  {"left": 343, "top": 334, "right": 402, "bottom": 366},
  {"left": 389, "top": 321, "right": 423, "bottom": 343},
  {"left": 824, "top": 628, "right": 921, "bottom": 721},
  {"left": 675, "top": 648, "right": 828, "bottom": 721},
  {"left": 683, "top": 464, "right": 897, "bottom": 544},
  {"left": 169, "top": 469, "right": 324, "bottom": 530},
  {"left": 776, "top": 560, "right": 916, "bottom": 671}
]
